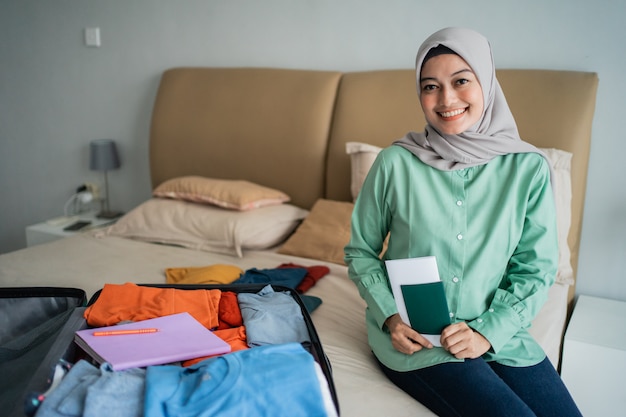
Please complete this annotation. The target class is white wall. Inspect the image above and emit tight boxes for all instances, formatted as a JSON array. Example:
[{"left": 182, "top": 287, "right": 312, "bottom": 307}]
[{"left": 1, "top": 0, "right": 624, "bottom": 301}]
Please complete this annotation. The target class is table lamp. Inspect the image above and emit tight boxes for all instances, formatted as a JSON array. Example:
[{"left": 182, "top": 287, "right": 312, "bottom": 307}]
[{"left": 90, "top": 139, "right": 123, "bottom": 219}]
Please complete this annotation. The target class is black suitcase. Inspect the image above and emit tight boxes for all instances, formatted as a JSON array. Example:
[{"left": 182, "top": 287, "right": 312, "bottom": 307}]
[
  {"left": 0, "top": 287, "right": 87, "bottom": 417},
  {"left": 4, "top": 283, "right": 339, "bottom": 416}
]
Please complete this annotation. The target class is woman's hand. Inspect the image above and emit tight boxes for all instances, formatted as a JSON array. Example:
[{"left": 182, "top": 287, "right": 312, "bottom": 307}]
[
  {"left": 385, "top": 313, "right": 433, "bottom": 355},
  {"left": 440, "top": 322, "right": 491, "bottom": 359}
]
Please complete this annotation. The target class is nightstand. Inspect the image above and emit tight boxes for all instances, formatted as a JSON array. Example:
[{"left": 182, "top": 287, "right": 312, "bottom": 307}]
[
  {"left": 25, "top": 211, "right": 117, "bottom": 247},
  {"left": 561, "top": 295, "right": 626, "bottom": 416}
]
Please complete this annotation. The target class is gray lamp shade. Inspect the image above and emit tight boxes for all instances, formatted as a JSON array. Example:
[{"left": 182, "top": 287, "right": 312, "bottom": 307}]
[{"left": 89, "top": 139, "right": 120, "bottom": 171}]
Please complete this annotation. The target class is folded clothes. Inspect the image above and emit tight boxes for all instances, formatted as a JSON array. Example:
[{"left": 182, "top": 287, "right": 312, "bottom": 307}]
[
  {"left": 238, "top": 285, "right": 310, "bottom": 347},
  {"left": 234, "top": 267, "right": 308, "bottom": 289},
  {"left": 83, "top": 283, "right": 221, "bottom": 329},
  {"left": 182, "top": 326, "right": 249, "bottom": 367},
  {"left": 164, "top": 264, "right": 243, "bottom": 285},
  {"left": 163, "top": 262, "right": 330, "bottom": 293},
  {"left": 145, "top": 343, "right": 329, "bottom": 417},
  {"left": 277, "top": 263, "right": 330, "bottom": 293},
  {"left": 217, "top": 290, "right": 243, "bottom": 330},
  {"left": 235, "top": 267, "right": 325, "bottom": 313},
  {"left": 34, "top": 360, "right": 145, "bottom": 417}
]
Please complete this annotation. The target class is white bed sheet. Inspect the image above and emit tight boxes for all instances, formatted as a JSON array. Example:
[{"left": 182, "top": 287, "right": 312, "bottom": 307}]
[{"left": 0, "top": 233, "right": 569, "bottom": 417}]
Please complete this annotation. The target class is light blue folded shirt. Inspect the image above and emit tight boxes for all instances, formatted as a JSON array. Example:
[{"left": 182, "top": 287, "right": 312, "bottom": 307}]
[{"left": 34, "top": 360, "right": 145, "bottom": 417}]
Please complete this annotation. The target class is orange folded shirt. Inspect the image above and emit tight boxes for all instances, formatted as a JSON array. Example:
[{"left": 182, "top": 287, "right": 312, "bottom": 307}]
[
  {"left": 217, "top": 291, "right": 243, "bottom": 330},
  {"left": 83, "top": 282, "right": 221, "bottom": 329},
  {"left": 182, "top": 326, "right": 249, "bottom": 367}
]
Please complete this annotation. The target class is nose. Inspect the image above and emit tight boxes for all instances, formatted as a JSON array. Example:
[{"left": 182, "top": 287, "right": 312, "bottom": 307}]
[{"left": 439, "top": 86, "right": 456, "bottom": 106}]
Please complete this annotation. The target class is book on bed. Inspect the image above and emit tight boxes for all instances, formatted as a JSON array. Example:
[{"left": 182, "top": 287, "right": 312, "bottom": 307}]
[
  {"left": 74, "top": 312, "right": 231, "bottom": 370},
  {"left": 385, "top": 256, "right": 451, "bottom": 347}
]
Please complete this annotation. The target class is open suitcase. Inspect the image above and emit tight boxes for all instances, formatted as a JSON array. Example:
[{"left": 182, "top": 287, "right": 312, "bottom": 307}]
[
  {"left": 0, "top": 287, "right": 88, "bottom": 417},
  {"left": 2, "top": 283, "right": 339, "bottom": 417}
]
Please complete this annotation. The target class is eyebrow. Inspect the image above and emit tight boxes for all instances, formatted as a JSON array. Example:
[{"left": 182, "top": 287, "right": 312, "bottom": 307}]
[{"left": 420, "top": 68, "right": 474, "bottom": 83}]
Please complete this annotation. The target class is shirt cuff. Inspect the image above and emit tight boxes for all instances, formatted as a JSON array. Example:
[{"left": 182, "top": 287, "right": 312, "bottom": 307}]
[
  {"left": 356, "top": 275, "right": 397, "bottom": 330},
  {"left": 467, "top": 289, "right": 527, "bottom": 353}
]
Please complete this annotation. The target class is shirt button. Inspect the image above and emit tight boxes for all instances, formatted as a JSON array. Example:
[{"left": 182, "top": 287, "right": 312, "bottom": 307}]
[
  {"left": 452, "top": 277, "right": 459, "bottom": 283},
  {"left": 477, "top": 319, "right": 483, "bottom": 323},
  {"left": 489, "top": 308, "right": 494, "bottom": 313},
  {"left": 457, "top": 234, "right": 463, "bottom": 240},
  {"left": 449, "top": 312, "right": 455, "bottom": 318},
  {"left": 456, "top": 200, "right": 463, "bottom": 206}
]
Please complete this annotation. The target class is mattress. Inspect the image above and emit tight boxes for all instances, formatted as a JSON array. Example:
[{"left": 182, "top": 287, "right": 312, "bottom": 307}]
[{"left": 0, "top": 232, "right": 569, "bottom": 416}]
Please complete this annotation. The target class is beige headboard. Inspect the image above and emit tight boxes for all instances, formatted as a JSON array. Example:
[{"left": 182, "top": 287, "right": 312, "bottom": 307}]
[
  {"left": 325, "top": 69, "right": 599, "bottom": 300},
  {"left": 150, "top": 67, "right": 341, "bottom": 210}
]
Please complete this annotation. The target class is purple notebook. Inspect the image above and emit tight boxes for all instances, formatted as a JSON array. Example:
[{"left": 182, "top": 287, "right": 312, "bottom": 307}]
[{"left": 74, "top": 312, "right": 231, "bottom": 370}]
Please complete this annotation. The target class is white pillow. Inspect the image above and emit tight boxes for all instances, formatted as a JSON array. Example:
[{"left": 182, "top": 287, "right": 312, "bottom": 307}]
[
  {"left": 346, "top": 142, "right": 383, "bottom": 202},
  {"left": 541, "top": 148, "right": 574, "bottom": 286},
  {"left": 345, "top": 142, "right": 574, "bottom": 286},
  {"left": 100, "top": 198, "right": 308, "bottom": 257}
]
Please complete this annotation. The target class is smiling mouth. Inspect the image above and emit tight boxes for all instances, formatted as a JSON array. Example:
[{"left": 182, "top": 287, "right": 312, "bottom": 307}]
[{"left": 438, "top": 108, "right": 466, "bottom": 119}]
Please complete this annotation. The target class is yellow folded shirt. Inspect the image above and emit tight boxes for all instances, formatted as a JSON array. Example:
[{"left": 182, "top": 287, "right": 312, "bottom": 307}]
[{"left": 165, "top": 264, "right": 243, "bottom": 285}]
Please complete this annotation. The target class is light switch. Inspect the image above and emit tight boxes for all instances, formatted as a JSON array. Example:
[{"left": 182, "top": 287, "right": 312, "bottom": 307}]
[{"left": 85, "top": 27, "right": 101, "bottom": 47}]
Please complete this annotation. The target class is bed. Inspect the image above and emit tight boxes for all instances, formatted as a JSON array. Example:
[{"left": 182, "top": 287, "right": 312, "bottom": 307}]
[{"left": 0, "top": 67, "right": 598, "bottom": 416}]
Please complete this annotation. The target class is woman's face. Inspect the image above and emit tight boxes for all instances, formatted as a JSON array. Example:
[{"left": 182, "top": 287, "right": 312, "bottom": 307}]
[{"left": 419, "top": 53, "right": 484, "bottom": 135}]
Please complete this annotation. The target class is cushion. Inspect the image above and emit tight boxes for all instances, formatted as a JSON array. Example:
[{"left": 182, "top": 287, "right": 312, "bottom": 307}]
[
  {"left": 346, "top": 142, "right": 383, "bottom": 202},
  {"left": 345, "top": 142, "right": 574, "bottom": 285},
  {"left": 541, "top": 148, "right": 574, "bottom": 286},
  {"left": 101, "top": 198, "right": 308, "bottom": 257},
  {"left": 153, "top": 176, "right": 290, "bottom": 211},
  {"left": 277, "top": 199, "right": 354, "bottom": 265}
]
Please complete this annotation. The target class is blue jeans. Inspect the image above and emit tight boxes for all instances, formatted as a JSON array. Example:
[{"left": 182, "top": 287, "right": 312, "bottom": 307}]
[{"left": 376, "top": 356, "right": 582, "bottom": 417}]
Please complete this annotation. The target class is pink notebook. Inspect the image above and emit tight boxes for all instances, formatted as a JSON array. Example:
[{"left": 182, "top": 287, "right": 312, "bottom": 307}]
[{"left": 74, "top": 312, "right": 231, "bottom": 370}]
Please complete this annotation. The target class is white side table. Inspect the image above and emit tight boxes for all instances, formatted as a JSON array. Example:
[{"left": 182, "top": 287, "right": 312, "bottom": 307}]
[
  {"left": 561, "top": 295, "right": 626, "bottom": 416},
  {"left": 25, "top": 211, "right": 116, "bottom": 247}
]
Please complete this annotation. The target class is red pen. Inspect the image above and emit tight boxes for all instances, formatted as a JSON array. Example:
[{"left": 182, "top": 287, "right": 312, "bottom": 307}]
[{"left": 92, "top": 328, "right": 159, "bottom": 336}]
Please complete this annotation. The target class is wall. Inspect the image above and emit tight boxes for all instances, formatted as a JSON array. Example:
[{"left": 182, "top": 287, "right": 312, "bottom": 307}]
[{"left": 1, "top": 0, "right": 624, "bottom": 301}]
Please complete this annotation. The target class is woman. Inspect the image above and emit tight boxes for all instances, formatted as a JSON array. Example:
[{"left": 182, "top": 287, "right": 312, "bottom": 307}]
[{"left": 344, "top": 27, "right": 582, "bottom": 417}]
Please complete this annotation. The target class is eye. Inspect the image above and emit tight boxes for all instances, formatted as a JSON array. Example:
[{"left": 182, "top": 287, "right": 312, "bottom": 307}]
[
  {"left": 421, "top": 83, "right": 438, "bottom": 92},
  {"left": 455, "top": 78, "right": 470, "bottom": 86}
]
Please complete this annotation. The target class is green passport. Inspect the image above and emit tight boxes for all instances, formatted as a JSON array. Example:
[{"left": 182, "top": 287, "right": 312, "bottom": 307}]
[{"left": 400, "top": 281, "right": 451, "bottom": 334}]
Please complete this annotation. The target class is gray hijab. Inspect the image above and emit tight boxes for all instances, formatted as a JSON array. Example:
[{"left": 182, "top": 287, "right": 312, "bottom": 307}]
[{"left": 394, "top": 27, "right": 546, "bottom": 171}]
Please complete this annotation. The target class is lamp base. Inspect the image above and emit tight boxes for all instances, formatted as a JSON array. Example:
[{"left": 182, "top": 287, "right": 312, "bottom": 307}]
[{"left": 96, "top": 210, "right": 124, "bottom": 219}]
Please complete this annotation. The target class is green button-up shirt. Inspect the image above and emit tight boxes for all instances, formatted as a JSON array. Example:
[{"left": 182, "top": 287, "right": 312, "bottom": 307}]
[{"left": 344, "top": 145, "right": 558, "bottom": 371}]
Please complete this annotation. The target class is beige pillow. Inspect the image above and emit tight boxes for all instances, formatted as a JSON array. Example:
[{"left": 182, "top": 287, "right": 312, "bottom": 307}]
[
  {"left": 345, "top": 142, "right": 574, "bottom": 285},
  {"left": 278, "top": 199, "right": 354, "bottom": 265},
  {"left": 153, "top": 176, "right": 290, "bottom": 211},
  {"left": 101, "top": 198, "right": 308, "bottom": 257}
]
